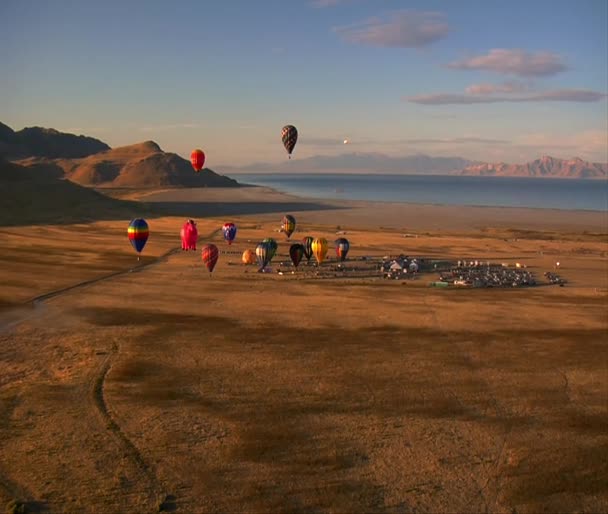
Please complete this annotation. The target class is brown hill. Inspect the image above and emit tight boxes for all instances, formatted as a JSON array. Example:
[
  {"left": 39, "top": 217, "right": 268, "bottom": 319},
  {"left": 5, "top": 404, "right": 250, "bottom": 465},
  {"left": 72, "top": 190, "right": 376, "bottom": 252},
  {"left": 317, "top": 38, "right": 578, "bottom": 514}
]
[
  {"left": 459, "top": 155, "right": 607, "bottom": 179},
  {"left": 0, "top": 158, "right": 150, "bottom": 226},
  {"left": 61, "top": 141, "right": 239, "bottom": 188},
  {"left": 0, "top": 121, "right": 110, "bottom": 159}
]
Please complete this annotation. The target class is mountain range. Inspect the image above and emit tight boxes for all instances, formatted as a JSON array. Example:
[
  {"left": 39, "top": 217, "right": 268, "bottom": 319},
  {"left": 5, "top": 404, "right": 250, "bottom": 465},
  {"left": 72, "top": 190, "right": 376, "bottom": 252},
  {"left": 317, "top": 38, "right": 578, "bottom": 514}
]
[
  {"left": 222, "top": 152, "right": 607, "bottom": 179},
  {"left": 1, "top": 122, "right": 238, "bottom": 188},
  {"left": 458, "top": 155, "right": 607, "bottom": 179},
  {"left": 2, "top": 122, "right": 606, "bottom": 180},
  {"left": 0, "top": 121, "right": 110, "bottom": 159},
  {"left": 222, "top": 153, "right": 474, "bottom": 175}
]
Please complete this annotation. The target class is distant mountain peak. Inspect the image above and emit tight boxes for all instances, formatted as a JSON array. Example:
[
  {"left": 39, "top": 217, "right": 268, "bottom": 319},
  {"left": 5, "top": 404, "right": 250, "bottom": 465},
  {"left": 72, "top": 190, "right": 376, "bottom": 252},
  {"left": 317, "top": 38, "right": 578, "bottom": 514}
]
[
  {"left": 0, "top": 121, "right": 110, "bottom": 159},
  {"left": 459, "top": 155, "right": 606, "bottom": 179}
]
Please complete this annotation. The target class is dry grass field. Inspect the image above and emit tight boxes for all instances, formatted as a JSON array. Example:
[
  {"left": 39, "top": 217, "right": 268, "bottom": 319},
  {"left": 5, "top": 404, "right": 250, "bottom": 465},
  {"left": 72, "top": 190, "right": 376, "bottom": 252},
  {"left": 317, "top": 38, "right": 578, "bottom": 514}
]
[{"left": 0, "top": 187, "right": 606, "bottom": 513}]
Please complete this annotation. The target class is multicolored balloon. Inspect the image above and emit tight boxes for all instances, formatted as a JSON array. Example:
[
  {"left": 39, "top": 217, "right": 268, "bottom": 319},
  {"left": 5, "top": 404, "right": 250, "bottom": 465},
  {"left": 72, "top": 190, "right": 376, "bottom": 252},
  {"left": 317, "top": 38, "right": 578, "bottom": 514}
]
[
  {"left": 281, "top": 215, "right": 296, "bottom": 238},
  {"left": 289, "top": 243, "right": 305, "bottom": 268},
  {"left": 335, "top": 238, "right": 350, "bottom": 262},
  {"left": 222, "top": 222, "right": 237, "bottom": 245},
  {"left": 201, "top": 244, "right": 219, "bottom": 273},
  {"left": 281, "top": 125, "right": 298, "bottom": 159},
  {"left": 262, "top": 238, "right": 278, "bottom": 260},
  {"left": 311, "top": 237, "right": 328, "bottom": 265},
  {"left": 302, "top": 236, "right": 314, "bottom": 263},
  {"left": 256, "top": 241, "right": 273, "bottom": 271},
  {"left": 128, "top": 218, "right": 149, "bottom": 254},
  {"left": 242, "top": 249, "right": 256, "bottom": 265},
  {"left": 190, "top": 149, "right": 206, "bottom": 172}
]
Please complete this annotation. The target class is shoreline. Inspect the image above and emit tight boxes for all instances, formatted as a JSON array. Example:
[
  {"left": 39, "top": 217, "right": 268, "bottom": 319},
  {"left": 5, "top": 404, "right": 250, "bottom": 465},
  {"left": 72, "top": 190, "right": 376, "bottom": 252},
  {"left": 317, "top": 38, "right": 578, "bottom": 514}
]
[{"left": 137, "top": 185, "right": 607, "bottom": 234}]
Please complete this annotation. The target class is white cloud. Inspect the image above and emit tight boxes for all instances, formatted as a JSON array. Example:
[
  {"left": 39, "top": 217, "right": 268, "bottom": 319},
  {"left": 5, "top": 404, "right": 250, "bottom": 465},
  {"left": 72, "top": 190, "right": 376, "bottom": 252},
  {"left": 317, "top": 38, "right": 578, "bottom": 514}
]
[
  {"left": 465, "top": 81, "right": 531, "bottom": 95},
  {"left": 407, "top": 89, "right": 607, "bottom": 105},
  {"left": 448, "top": 49, "right": 567, "bottom": 77},
  {"left": 333, "top": 10, "right": 449, "bottom": 48}
]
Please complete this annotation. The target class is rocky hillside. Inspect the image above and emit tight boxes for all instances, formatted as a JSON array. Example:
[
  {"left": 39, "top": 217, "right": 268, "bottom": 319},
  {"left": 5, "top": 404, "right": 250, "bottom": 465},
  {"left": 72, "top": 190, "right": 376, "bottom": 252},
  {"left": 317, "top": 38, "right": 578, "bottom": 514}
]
[
  {"left": 0, "top": 157, "right": 148, "bottom": 226},
  {"left": 56, "top": 141, "right": 239, "bottom": 188},
  {"left": 1, "top": 121, "right": 239, "bottom": 188},
  {"left": 459, "top": 155, "right": 607, "bottom": 179},
  {"left": 0, "top": 121, "right": 110, "bottom": 159}
]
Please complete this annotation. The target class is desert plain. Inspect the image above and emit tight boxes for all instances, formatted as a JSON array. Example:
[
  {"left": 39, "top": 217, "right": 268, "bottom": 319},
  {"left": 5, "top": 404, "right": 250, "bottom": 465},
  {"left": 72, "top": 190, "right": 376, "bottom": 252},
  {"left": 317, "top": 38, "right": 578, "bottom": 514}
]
[{"left": 0, "top": 186, "right": 607, "bottom": 514}]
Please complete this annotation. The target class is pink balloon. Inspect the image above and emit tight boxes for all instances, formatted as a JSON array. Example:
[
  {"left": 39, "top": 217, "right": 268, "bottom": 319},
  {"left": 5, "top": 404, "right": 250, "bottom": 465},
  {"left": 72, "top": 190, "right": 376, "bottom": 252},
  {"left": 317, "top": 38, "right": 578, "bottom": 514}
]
[{"left": 180, "top": 220, "right": 198, "bottom": 250}]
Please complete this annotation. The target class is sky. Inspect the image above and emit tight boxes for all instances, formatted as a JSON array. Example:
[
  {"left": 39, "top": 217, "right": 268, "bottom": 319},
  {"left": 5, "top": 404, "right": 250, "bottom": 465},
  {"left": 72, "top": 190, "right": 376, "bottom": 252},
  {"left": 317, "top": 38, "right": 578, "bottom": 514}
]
[{"left": 1, "top": 0, "right": 607, "bottom": 167}]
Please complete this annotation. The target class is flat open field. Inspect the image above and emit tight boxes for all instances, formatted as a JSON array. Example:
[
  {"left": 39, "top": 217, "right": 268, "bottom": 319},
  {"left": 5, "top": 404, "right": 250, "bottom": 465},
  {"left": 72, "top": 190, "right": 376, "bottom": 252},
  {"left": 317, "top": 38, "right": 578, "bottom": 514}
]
[{"left": 0, "top": 187, "right": 606, "bottom": 513}]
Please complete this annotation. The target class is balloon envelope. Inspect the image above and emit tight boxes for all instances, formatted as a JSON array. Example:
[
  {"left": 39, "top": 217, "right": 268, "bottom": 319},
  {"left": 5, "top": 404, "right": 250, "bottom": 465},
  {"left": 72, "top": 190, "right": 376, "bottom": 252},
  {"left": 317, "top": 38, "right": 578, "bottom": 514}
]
[
  {"left": 262, "top": 238, "right": 278, "bottom": 260},
  {"left": 335, "top": 238, "right": 350, "bottom": 262},
  {"left": 256, "top": 242, "right": 272, "bottom": 270},
  {"left": 282, "top": 215, "right": 296, "bottom": 238},
  {"left": 201, "top": 244, "right": 219, "bottom": 272},
  {"left": 128, "top": 218, "right": 149, "bottom": 254},
  {"left": 289, "top": 243, "right": 305, "bottom": 268},
  {"left": 302, "top": 236, "right": 314, "bottom": 262},
  {"left": 281, "top": 125, "right": 298, "bottom": 158},
  {"left": 242, "top": 249, "right": 256, "bottom": 264},
  {"left": 181, "top": 220, "right": 198, "bottom": 250},
  {"left": 190, "top": 149, "right": 206, "bottom": 172},
  {"left": 222, "top": 222, "right": 237, "bottom": 245},
  {"left": 312, "top": 238, "right": 328, "bottom": 265}
]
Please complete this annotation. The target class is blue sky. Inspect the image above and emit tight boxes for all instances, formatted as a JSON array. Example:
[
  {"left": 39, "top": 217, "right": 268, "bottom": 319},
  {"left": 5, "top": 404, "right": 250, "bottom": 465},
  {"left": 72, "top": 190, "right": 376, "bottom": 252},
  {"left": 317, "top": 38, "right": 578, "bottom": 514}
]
[{"left": 1, "top": 0, "right": 607, "bottom": 166}]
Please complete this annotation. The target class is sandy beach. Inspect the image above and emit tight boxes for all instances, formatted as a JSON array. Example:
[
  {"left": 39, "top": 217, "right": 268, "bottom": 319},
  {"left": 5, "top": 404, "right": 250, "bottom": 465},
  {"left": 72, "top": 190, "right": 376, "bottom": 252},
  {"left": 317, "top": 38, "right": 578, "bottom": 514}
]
[{"left": 0, "top": 185, "right": 606, "bottom": 513}]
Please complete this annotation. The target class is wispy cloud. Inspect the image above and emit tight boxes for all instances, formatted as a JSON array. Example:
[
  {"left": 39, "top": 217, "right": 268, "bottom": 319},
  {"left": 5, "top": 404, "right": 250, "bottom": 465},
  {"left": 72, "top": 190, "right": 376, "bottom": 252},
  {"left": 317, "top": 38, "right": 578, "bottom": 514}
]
[
  {"left": 403, "top": 137, "right": 509, "bottom": 145},
  {"left": 407, "top": 89, "right": 607, "bottom": 105},
  {"left": 138, "top": 123, "right": 201, "bottom": 132},
  {"left": 514, "top": 130, "right": 608, "bottom": 158},
  {"left": 299, "top": 136, "right": 355, "bottom": 147},
  {"left": 465, "top": 81, "right": 531, "bottom": 95},
  {"left": 448, "top": 49, "right": 567, "bottom": 77},
  {"left": 333, "top": 10, "right": 449, "bottom": 48}
]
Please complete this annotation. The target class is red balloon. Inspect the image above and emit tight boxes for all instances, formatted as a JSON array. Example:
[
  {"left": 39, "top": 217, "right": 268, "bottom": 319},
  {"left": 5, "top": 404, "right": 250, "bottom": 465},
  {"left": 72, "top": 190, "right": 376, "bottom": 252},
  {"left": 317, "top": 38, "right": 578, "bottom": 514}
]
[
  {"left": 190, "top": 149, "right": 206, "bottom": 172},
  {"left": 201, "top": 244, "right": 219, "bottom": 272}
]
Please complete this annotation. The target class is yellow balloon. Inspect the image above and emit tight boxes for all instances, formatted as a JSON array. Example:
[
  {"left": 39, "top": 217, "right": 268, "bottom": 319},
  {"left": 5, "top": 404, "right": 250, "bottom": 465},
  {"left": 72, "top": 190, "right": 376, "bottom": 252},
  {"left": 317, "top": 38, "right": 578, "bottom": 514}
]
[{"left": 311, "top": 237, "right": 328, "bottom": 264}]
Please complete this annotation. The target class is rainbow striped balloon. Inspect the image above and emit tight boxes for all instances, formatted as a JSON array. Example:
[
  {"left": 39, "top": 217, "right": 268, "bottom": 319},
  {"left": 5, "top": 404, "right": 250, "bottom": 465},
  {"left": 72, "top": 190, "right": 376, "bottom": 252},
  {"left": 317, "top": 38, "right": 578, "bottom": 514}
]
[{"left": 128, "top": 218, "right": 149, "bottom": 254}]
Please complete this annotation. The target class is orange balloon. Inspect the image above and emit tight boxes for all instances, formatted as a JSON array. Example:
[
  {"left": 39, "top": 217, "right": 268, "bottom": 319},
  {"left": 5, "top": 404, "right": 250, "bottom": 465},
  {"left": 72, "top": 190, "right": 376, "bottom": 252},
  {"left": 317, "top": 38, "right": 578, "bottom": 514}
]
[{"left": 242, "top": 249, "right": 256, "bottom": 265}]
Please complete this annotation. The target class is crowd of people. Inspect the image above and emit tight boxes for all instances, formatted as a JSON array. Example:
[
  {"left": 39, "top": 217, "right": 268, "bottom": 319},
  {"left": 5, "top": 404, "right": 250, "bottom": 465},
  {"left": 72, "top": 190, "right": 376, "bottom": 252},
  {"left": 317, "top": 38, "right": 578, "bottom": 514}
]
[{"left": 439, "top": 263, "right": 536, "bottom": 288}]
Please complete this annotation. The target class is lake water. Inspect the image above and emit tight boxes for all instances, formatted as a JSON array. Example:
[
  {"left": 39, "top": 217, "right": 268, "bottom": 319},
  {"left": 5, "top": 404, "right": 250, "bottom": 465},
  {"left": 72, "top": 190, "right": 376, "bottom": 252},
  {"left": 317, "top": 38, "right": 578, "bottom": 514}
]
[{"left": 231, "top": 173, "right": 607, "bottom": 211}]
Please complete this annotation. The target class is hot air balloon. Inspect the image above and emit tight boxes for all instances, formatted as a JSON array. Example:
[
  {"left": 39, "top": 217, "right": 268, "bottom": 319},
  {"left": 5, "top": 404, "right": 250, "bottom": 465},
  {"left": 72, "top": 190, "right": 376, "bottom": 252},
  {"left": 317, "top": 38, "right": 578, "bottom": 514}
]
[
  {"left": 222, "top": 222, "right": 237, "bottom": 245},
  {"left": 128, "top": 218, "right": 149, "bottom": 258},
  {"left": 302, "top": 236, "right": 314, "bottom": 263},
  {"left": 256, "top": 241, "right": 272, "bottom": 271},
  {"left": 281, "top": 215, "right": 296, "bottom": 238},
  {"left": 289, "top": 243, "right": 305, "bottom": 268},
  {"left": 201, "top": 244, "right": 219, "bottom": 273},
  {"left": 181, "top": 219, "right": 198, "bottom": 250},
  {"left": 262, "top": 238, "right": 278, "bottom": 261},
  {"left": 335, "top": 237, "right": 350, "bottom": 262},
  {"left": 190, "top": 149, "right": 206, "bottom": 172},
  {"left": 242, "top": 249, "right": 256, "bottom": 265},
  {"left": 281, "top": 125, "right": 298, "bottom": 159},
  {"left": 311, "top": 237, "right": 328, "bottom": 265}
]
